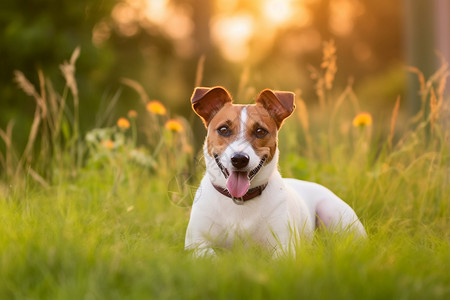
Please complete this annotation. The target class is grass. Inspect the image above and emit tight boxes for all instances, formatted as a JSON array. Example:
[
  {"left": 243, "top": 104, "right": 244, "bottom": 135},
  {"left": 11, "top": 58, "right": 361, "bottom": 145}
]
[
  {"left": 0, "top": 45, "right": 449, "bottom": 299},
  {"left": 0, "top": 164, "right": 448, "bottom": 299}
]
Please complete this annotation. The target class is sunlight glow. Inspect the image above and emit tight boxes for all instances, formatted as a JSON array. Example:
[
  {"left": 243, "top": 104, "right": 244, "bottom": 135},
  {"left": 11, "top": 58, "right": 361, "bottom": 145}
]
[
  {"left": 111, "top": 3, "right": 139, "bottom": 36},
  {"left": 212, "top": 15, "right": 254, "bottom": 62},
  {"left": 142, "top": 0, "right": 193, "bottom": 41},
  {"left": 263, "top": 0, "right": 292, "bottom": 25},
  {"left": 330, "top": 0, "right": 363, "bottom": 36},
  {"left": 107, "top": 0, "right": 359, "bottom": 63},
  {"left": 144, "top": 0, "right": 169, "bottom": 25}
]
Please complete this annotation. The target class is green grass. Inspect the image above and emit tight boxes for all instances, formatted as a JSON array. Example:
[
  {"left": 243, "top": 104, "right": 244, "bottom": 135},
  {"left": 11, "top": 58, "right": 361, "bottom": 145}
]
[
  {"left": 1, "top": 47, "right": 449, "bottom": 299},
  {"left": 1, "top": 125, "right": 449, "bottom": 299}
]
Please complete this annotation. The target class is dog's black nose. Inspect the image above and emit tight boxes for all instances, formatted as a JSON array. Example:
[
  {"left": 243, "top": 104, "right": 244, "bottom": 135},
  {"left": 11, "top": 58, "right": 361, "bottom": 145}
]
[{"left": 231, "top": 152, "right": 250, "bottom": 169}]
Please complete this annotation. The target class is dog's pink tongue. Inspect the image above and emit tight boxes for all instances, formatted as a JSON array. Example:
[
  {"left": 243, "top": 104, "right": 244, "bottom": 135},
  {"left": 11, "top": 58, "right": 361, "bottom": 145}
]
[{"left": 226, "top": 171, "right": 250, "bottom": 198}]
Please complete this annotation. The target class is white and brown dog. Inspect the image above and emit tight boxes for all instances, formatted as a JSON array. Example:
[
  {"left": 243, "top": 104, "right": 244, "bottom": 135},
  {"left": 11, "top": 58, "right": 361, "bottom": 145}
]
[{"left": 185, "top": 87, "right": 366, "bottom": 256}]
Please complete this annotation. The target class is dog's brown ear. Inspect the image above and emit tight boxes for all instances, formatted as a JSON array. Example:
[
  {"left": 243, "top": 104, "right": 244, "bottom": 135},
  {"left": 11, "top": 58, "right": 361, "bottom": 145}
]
[
  {"left": 256, "top": 89, "right": 295, "bottom": 128},
  {"left": 191, "top": 86, "right": 233, "bottom": 127}
]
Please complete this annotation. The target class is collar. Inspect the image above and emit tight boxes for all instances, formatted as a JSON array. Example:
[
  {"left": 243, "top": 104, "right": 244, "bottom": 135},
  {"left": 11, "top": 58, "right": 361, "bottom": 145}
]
[{"left": 212, "top": 182, "right": 268, "bottom": 204}]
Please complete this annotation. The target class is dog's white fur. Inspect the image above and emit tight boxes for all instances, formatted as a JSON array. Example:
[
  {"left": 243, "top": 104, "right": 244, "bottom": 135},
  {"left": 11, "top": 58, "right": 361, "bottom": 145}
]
[{"left": 185, "top": 88, "right": 366, "bottom": 257}]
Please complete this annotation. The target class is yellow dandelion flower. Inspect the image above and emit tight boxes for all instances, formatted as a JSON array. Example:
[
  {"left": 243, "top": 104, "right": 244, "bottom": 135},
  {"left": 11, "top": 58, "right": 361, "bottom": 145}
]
[
  {"left": 146, "top": 100, "right": 167, "bottom": 115},
  {"left": 127, "top": 110, "right": 137, "bottom": 118},
  {"left": 102, "top": 139, "right": 114, "bottom": 149},
  {"left": 352, "top": 112, "right": 373, "bottom": 128},
  {"left": 165, "top": 119, "right": 184, "bottom": 132},
  {"left": 117, "top": 117, "right": 130, "bottom": 129}
]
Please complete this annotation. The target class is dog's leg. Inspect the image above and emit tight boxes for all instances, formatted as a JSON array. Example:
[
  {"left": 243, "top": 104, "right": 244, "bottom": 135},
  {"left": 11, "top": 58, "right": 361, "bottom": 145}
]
[
  {"left": 315, "top": 196, "right": 366, "bottom": 237},
  {"left": 284, "top": 179, "right": 366, "bottom": 237},
  {"left": 271, "top": 240, "right": 297, "bottom": 258},
  {"left": 185, "top": 211, "right": 225, "bottom": 257},
  {"left": 191, "top": 245, "right": 216, "bottom": 257},
  {"left": 185, "top": 234, "right": 217, "bottom": 257},
  {"left": 265, "top": 218, "right": 301, "bottom": 258}
]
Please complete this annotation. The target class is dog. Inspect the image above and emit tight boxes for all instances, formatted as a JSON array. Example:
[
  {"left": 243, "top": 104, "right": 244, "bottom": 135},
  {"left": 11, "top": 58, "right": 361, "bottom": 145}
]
[{"left": 185, "top": 87, "right": 366, "bottom": 257}]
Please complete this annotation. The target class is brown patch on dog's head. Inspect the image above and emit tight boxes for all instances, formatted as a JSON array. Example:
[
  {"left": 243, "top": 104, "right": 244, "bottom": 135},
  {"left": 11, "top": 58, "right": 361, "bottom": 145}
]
[
  {"left": 245, "top": 104, "right": 279, "bottom": 163},
  {"left": 256, "top": 89, "right": 295, "bottom": 128},
  {"left": 191, "top": 86, "right": 232, "bottom": 127},
  {"left": 190, "top": 87, "right": 295, "bottom": 164},
  {"left": 205, "top": 104, "right": 244, "bottom": 157}
]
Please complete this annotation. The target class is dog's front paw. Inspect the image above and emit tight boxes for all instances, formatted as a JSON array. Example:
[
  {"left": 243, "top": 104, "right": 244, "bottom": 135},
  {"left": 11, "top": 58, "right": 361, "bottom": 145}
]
[
  {"left": 193, "top": 247, "right": 216, "bottom": 258},
  {"left": 271, "top": 244, "right": 296, "bottom": 259}
]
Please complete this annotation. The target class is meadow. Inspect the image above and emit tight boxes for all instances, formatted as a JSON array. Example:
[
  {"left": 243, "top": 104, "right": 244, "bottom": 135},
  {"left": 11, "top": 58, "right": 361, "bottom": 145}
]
[{"left": 0, "top": 46, "right": 449, "bottom": 299}]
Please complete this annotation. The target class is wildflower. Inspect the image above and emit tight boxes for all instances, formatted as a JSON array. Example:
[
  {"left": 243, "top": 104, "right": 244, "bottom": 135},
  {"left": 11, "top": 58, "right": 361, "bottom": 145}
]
[
  {"left": 165, "top": 119, "right": 184, "bottom": 132},
  {"left": 146, "top": 100, "right": 167, "bottom": 115},
  {"left": 352, "top": 112, "right": 373, "bottom": 128},
  {"left": 117, "top": 117, "right": 130, "bottom": 129},
  {"left": 102, "top": 139, "right": 114, "bottom": 149},
  {"left": 127, "top": 110, "right": 137, "bottom": 118}
]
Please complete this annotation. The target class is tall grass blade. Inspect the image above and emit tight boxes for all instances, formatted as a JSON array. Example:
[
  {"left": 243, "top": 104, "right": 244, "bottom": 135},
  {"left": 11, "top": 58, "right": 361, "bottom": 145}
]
[
  {"left": 407, "top": 66, "right": 426, "bottom": 123},
  {"left": 121, "top": 78, "right": 150, "bottom": 105},
  {"left": 308, "top": 65, "right": 325, "bottom": 108},
  {"left": 295, "top": 92, "right": 313, "bottom": 156},
  {"left": 20, "top": 105, "right": 42, "bottom": 168},
  {"left": 60, "top": 47, "right": 81, "bottom": 170},
  {"left": 0, "top": 150, "right": 4, "bottom": 172},
  {"left": 194, "top": 55, "right": 205, "bottom": 88},
  {"left": 430, "top": 87, "right": 439, "bottom": 135},
  {"left": 321, "top": 39, "right": 337, "bottom": 90},
  {"left": 13, "top": 70, "right": 40, "bottom": 100},
  {"left": 0, "top": 121, "right": 16, "bottom": 179},
  {"left": 388, "top": 96, "right": 401, "bottom": 148},
  {"left": 28, "top": 167, "right": 50, "bottom": 189},
  {"left": 38, "top": 69, "right": 47, "bottom": 118},
  {"left": 237, "top": 66, "right": 250, "bottom": 101},
  {"left": 60, "top": 47, "right": 80, "bottom": 101},
  {"left": 46, "top": 79, "right": 59, "bottom": 136},
  {"left": 95, "top": 88, "right": 122, "bottom": 128},
  {"left": 407, "top": 66, "right": 426, "bottom": 94}
]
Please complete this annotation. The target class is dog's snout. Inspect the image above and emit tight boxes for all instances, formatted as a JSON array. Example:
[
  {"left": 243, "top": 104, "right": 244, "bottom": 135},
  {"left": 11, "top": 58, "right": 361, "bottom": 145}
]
[{"left": 231, "top": 152, "right": 250, "bottom": 169}]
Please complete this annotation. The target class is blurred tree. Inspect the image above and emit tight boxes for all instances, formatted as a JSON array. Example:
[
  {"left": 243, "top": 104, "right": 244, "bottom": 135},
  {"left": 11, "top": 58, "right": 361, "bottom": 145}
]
[
  {"left": 0, "top": 0, "right": 117, "bottom": 145},
  {"left": 252, "top": 0, "right": 404, "bottom": 104},
  {"left": 405, "top": 0, "right": 450, "bottom": 115},
  {"left": 344, "top": 0, "right": 404, "bottom": 77},
  {"left": 190, "top": 0, "right": 212, "bottom": 56},
  {"left": 0, "top": 0, "right": 412, "bottom": 151}
]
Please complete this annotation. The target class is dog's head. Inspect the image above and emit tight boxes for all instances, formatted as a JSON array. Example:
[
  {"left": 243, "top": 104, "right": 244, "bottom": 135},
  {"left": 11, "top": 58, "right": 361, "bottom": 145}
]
[{"left": 191, "top": 86, "right": 295, "bottom": 201}]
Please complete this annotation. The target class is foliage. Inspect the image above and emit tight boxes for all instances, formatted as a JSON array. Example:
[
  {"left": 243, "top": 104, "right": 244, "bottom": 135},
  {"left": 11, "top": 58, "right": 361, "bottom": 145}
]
[
  {"left": 1, "top": 0, "right": 407, "bottom": 153},
  {"left": 0, "top": 0, "right": 118, "bottom": 143},
  {"left": 0, "top": 49, "right": 194, "bottom": 187},
  {"left": 0, "top": 44, "right": 449, "bottom": 299}
]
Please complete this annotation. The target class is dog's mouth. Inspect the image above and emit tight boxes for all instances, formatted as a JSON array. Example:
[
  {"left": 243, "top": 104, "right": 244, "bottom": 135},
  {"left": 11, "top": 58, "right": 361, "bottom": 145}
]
[{"left": 214, "top": 154, "right": 267, "bottom": 198}]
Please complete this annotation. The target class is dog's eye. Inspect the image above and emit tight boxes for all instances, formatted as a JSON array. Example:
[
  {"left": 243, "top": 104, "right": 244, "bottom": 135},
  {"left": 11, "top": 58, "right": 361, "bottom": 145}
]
[
  {"left": 254, "top": 128, "right": 268, "bottom": 138},
  {"left": 217, "top": 125, "right": 232, "bottom": 137}
]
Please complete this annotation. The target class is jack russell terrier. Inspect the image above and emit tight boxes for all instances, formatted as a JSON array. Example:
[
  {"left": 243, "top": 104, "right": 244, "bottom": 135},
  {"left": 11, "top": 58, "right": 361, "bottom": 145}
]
[{"left": 185, "top": 87, "right": 366, "bottom": 256}]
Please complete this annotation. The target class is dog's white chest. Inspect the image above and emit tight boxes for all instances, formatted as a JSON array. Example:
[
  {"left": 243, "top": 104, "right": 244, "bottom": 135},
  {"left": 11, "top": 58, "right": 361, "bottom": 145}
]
[{"left": 185, "top": 174, "right": 315, "bottom": 252}]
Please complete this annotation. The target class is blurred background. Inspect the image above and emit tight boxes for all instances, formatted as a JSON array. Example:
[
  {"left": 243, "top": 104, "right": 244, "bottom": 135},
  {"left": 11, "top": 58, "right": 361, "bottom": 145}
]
[{"left": 1, "top": 0, "right": 449, "bottom": 148}]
